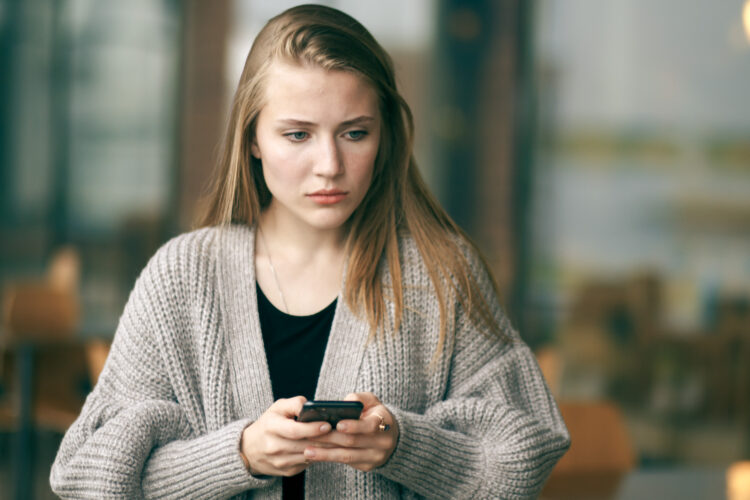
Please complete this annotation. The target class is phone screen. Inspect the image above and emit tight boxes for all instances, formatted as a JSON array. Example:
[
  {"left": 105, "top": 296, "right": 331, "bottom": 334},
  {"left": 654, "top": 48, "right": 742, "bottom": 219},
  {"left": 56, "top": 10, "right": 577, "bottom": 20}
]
[{"left": 297, "top": 400, "right": 364, "bottom": 425}]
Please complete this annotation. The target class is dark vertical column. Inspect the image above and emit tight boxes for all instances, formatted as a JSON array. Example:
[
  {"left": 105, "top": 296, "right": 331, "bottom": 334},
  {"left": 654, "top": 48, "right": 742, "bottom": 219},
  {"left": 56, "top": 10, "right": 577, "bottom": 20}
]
[
  {"left": 433, "top": 0, "right": 491, "bottom": 235},
  {"left": 507, "top": 0, "right": 537, "bottom": 342},
  {"left": 165, "top": 0, "right": 185, "bottom": 236},
  {"left": 435, "top": 0, "right": 535, "bottom": 334},
  {"left": 14, "top": 345, "right": 34, "bottom": 500},
  {"left": 0, "top": 0, "right": 20, "bottom": 238},
  {"left": 473, "top": 0, "right": 516, "bottom": 308},
  {"left": 48, "top": 0, "right": 71, "bottom": 251},
  {"left": 175, "top": 0, "right": 229, "bottom": 231}
]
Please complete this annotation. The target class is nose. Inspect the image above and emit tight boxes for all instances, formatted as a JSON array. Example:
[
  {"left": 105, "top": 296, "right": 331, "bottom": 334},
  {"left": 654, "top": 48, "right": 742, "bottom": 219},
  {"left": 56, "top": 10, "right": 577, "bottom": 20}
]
[{"left": 312, "top": 136, "right": 344, "bottom": 177}]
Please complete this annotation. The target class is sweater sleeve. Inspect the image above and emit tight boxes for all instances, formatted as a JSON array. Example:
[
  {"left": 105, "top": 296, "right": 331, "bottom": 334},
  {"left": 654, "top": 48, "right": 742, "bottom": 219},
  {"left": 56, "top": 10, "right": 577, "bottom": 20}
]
[
  {"left": 50, "top": 237, "right": 274, "bottom": 499},
  {"left": 376, "top": 251, "right": 570, "bottom": 500}
]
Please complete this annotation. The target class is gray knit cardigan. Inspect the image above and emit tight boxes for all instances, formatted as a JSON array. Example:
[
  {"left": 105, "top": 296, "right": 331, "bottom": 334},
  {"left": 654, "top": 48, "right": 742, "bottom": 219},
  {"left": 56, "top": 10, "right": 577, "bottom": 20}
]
[{"left": 50, "top": 224, "right": 569, "bottom": 499}]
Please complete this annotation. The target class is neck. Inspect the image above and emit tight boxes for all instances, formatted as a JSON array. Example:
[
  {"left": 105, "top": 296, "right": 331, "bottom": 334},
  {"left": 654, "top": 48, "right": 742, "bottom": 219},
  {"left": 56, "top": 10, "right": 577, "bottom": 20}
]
[
  {"left": 257, "top": 207, "right": 348, "bottom": 262},
  {"left": 255, "top": 204, "right": 348, "bottom": 315}
]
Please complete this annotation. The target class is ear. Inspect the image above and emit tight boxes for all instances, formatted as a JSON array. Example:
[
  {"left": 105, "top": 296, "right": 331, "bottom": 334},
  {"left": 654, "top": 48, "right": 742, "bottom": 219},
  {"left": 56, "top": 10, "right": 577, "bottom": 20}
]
[{"left": 250, "top": 138, "right": 261, "bottom": 160}]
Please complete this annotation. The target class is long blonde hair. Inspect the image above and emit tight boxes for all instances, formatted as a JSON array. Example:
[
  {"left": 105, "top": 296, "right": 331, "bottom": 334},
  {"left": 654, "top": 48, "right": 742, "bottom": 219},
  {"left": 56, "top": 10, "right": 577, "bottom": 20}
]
[{"left": 198, "top": 4, "right": 507, "bottom": 351}]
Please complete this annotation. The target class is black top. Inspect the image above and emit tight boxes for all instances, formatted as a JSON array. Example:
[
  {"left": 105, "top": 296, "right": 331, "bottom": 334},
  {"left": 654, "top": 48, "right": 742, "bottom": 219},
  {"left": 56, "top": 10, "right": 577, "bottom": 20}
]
[{"left": 256, "top": 283, "right": 336, "bottom": 500}]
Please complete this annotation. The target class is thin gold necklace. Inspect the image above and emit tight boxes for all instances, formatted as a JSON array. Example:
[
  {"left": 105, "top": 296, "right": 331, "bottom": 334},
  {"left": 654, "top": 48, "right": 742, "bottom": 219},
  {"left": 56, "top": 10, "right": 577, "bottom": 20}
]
[{"left": 257, "top": 225, "right": 290, "bottom": 314}]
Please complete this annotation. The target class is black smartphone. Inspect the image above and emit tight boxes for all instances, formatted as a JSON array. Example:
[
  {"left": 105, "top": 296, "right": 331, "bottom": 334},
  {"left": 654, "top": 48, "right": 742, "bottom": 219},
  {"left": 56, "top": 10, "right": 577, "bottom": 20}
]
[{"left": 297, "top": 400, "right": 364, "bottom": 426}]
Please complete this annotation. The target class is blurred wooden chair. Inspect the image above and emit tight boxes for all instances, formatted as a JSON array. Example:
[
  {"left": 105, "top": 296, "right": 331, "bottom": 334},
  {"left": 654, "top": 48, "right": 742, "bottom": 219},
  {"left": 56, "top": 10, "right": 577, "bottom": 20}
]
[
  {"left": 0, "top": 246, "right": 109, "bottom": 499},
  {"left": 542, "top": 401, "right": 635, "bottom": 499},
  {"left": 0, "top": 338, "right": 111, "bottom": 430},
  {"left": 536, "top": 348, "right": 635, "bottom": 498},
  {"left": 0, "top": 246, "right": 111, "bottom": 429},
  {"left": 2, "top": 282, "right": 79, "bottom": 344},
  {"left": 0, "top": 343, "right": 90, "bottom": 431}
]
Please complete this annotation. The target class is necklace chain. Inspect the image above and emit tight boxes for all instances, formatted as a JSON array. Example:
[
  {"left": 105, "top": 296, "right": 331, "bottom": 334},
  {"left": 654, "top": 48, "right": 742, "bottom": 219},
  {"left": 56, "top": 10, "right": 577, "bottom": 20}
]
[{"left": 257, "top": 226, "right": 290, "bottom": 314}]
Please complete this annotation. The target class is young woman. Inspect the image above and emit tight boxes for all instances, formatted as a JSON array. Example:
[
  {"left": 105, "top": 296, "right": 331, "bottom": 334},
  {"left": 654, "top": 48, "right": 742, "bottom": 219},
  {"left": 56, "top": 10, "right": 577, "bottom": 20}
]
[{"left": 51, "top": 5, "right": 569, "bottom": 499}]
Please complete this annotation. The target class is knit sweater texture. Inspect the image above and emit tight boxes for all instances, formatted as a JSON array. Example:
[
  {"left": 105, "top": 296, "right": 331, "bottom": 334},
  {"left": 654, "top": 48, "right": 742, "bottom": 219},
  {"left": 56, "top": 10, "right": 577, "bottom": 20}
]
[{"left": 50, "top": 224, "right": 570, "bottom": 499}]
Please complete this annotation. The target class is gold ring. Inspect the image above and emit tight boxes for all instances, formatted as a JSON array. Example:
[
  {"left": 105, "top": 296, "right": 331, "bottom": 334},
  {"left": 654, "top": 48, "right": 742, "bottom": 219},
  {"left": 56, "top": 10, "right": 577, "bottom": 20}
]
[{"left": 375, "top": 413, "right": 390, "bottom": 432}]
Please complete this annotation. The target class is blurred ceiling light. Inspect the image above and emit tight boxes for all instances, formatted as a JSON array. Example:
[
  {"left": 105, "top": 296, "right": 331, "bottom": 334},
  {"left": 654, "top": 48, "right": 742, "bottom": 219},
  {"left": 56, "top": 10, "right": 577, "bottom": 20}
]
[{"left": 744, "top": 0, "right": 750, "bottom": 42}]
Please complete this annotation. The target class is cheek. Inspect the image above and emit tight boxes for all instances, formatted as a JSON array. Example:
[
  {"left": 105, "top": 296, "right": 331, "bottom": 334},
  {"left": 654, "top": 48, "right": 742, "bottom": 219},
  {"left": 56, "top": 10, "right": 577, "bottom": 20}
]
[
  {"left": 352, "top": 144, "right": 379, "bottom": 186},
  {"left": 261, "top": 146, "right": 306, "bottom": 183}
]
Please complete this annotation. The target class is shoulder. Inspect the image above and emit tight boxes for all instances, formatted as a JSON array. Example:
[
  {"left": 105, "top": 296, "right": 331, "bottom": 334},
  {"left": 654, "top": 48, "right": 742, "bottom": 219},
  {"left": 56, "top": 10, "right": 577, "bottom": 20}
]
[
  {"left": 147, "top": 226, "right": 222, "bottom": 272},
  {"left": 149, "top": 223, "right": 257, "bottom": 267},
  {"left": 395, "top": 230, "right": 487, "bottom": 285},
  {"left": 393, "top": 229, "right": 489, "bottom": 306},
  {"left": 395, "top": 229, "right": 516, "bottom": 339},
  {"left": 136, "top": 225, "right": 244, "bottom": 295}
]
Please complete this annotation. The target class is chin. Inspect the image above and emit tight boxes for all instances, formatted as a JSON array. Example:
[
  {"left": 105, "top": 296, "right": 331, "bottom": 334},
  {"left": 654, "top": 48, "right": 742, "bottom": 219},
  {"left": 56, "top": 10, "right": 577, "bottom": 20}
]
[
  {"left": 309, "top": 219, "right": 350, "bottom": 231},
  {"left": 305, "top": 213, "right": 354, "bottom": 231}
]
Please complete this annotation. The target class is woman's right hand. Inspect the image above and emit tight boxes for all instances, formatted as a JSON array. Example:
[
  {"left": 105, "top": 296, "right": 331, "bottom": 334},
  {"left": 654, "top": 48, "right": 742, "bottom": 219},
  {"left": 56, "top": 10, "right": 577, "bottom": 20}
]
[{"left": 240, "top": 396, "right": 332, "bottom": 477}]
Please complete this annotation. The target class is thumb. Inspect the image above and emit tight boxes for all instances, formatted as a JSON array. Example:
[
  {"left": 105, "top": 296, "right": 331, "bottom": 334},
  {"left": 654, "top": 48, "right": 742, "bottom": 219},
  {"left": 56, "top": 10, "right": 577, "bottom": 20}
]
[
  {"left": 344, "top": 392, "right": 379, "bottom": 408},
  {"left": 272, "top": 396, "right": 307, "bottom": 417}
]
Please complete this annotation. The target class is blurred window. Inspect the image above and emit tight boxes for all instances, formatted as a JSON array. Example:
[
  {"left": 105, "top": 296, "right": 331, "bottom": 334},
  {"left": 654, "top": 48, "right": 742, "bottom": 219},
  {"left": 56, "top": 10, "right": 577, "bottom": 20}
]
[
  {"left": 530, "top": 0, "right": 750, "bottom": 465},
  {"left": 2, "top": 0, "right": 182, "bottom": 334},
  {"left": 64, "top": 0, "right": 180, "bottom": 235},
  {"left": 531, "top": 0, "right": 750, "bottom": 336}
]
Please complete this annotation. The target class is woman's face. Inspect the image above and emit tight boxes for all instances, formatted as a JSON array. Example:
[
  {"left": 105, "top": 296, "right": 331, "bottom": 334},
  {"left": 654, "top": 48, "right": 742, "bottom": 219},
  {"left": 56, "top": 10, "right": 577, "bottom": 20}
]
[{"left": 251, "top": 60, "right": 381, "bottom": 234}]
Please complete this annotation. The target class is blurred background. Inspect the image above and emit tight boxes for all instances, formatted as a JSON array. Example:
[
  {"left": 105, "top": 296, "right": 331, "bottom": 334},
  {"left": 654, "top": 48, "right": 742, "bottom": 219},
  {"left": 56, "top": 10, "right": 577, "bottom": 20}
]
[{"left": 1, "top": 0, "right": 749, "bottom": 498}]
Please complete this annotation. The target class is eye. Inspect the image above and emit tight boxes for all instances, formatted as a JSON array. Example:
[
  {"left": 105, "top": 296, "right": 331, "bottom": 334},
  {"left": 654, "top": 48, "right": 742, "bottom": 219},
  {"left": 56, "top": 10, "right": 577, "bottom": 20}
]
[
  {"left": 346, "top": 130, "right": 368, "bottom": 141},
  {"left": 285, "top": 131, "right": 308, "bottom": 142}
]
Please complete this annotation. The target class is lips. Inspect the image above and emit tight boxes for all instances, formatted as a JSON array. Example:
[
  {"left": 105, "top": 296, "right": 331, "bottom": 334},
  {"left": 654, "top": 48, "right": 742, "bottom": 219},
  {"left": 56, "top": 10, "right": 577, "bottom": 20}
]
[
  {"left": 309, "top": 189, "right": 347, "bottom": 196},
  {"left": 307, "top": 189, "right": 348, "bottom": 205}
]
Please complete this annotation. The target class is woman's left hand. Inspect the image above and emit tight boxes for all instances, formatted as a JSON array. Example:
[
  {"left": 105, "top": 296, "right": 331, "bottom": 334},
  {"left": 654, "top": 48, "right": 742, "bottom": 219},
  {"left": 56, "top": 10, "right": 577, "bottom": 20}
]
[{"left": 304, "top": 392, "right": 399, "bottom": 472}]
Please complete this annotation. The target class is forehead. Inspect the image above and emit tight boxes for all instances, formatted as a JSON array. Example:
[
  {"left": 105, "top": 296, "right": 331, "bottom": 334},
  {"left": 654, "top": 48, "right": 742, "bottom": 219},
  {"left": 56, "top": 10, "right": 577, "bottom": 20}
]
[{"left": 260, "top": 60, "right": 379, "bottom": 119}]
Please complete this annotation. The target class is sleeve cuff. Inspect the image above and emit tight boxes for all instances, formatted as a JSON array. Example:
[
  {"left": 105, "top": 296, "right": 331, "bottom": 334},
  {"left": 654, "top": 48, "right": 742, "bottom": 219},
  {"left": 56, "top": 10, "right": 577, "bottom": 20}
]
[
  {"left": 142, "top": 418, "right": 276, "bottom": 498},
  {"left": 376, "top": 407, "right": 486, "bottom": 500}
]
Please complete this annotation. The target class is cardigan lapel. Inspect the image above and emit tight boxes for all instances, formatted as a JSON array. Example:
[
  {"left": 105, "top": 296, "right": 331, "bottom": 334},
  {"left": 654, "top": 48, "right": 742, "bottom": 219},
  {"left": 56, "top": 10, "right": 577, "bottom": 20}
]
[
  {"left": 314, "top": 272, "right": 371, "bottom": 400},
  {"left": 217, "top": 224, "right": 274, "bottom": 420}
]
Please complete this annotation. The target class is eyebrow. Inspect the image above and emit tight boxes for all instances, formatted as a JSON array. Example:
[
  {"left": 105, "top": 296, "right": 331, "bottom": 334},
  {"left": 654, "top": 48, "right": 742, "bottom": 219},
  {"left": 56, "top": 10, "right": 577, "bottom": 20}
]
[{"left": 275, "top": 115, "right": 376, "bottom": 127}]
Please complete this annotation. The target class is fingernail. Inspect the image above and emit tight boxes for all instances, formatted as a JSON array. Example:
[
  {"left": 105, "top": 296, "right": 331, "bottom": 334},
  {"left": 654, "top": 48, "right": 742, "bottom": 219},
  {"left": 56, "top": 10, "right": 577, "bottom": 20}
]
[
  {"left": 337, "top": 423, "right": 347, "bottom": 432},
  {"left": 305, "top": 449, "right": 315, "bottom": 458},
  {"left": 320, "top": 423, "right": 331, "bottom": 432}
]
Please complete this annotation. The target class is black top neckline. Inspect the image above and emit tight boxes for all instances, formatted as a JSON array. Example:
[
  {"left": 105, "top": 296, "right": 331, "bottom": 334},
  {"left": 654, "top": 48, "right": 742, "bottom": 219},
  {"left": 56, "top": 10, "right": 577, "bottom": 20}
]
[{"left": 256, "top": 283, "right": 337, "bottom": 319}]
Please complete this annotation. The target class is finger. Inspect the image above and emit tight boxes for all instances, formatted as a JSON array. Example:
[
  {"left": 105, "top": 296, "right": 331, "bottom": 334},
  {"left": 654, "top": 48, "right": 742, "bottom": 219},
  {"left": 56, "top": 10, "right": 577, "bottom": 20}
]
[
  {"left": 274, "top": 452, "right": 311, "bottom": 469},
  {"left": 273, "top": 417, "right": 332, "bottom": 440},
  {"left": 270, "top": 396, "right": 307, "bottom": 417},
  {"left": 308, "top": 430, "right": 391, "bottom": 450},
  {"left": 336, "top": 412, "right": 383, "bottom": 434},
  {"left": 309, "top": 430, "right": 364, "bottom": 448}
]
